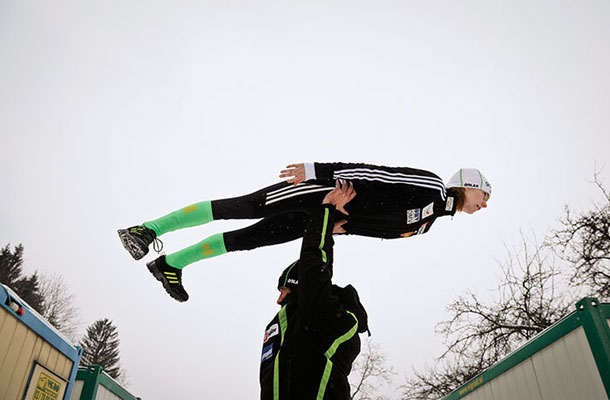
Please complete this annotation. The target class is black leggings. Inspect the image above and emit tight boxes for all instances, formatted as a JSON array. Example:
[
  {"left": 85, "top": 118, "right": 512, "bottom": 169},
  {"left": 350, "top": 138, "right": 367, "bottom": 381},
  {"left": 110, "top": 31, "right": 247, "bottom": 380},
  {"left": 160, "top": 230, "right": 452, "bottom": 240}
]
[{"left": 211, "top": 182, "right": 333, "bottom": 252}]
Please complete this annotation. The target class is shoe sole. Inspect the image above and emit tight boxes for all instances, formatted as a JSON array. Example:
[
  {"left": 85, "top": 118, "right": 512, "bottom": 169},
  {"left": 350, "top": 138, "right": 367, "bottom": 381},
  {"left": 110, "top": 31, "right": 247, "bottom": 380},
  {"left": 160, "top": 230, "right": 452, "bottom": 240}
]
[
  {"left": 146, "top": 260, "right": 189, "bottom": 302},
  {"left": 117, "top": 229, "right": 148, "bottom": 260}
]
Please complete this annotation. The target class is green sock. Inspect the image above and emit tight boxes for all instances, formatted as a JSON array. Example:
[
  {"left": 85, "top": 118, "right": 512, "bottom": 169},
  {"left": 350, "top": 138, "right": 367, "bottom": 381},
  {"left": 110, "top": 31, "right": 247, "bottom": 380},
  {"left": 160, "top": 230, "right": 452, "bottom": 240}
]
[
  {"left": 143, "top": 201, "right": 213, "bottom": 236},
  {"left": 165, "top": 233, "right": 227, "bottom": 269}
]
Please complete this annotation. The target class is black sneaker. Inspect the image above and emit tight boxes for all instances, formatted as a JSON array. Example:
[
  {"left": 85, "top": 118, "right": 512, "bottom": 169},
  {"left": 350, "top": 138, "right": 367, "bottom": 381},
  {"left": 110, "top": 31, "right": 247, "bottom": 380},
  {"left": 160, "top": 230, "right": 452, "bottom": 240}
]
[
  {"left": 117, "top": 225, "right": 162, "bottom": 260},
  {"left": 146, "top": 255, "right": 189, "bottom": 302}
]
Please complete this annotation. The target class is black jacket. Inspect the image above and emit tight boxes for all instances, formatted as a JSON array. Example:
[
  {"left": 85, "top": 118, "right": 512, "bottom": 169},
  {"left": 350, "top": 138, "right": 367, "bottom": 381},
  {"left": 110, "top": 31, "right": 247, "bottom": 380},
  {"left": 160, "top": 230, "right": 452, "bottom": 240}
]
[
  {"left": 260, "top": 205, "right": 363, "bottom": 400},
  {"left": 311, "top": 162, "right": 458, "bottom": 239}
]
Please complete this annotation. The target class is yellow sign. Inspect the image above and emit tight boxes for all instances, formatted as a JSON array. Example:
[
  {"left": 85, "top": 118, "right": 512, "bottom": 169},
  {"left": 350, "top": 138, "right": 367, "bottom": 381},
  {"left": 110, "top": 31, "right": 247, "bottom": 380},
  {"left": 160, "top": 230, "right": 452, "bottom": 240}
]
[
  {"left": 24, "top": 363, "right": 67, "bottom": 400},
  {"left": 33, "top": 372, "right": 61, "bottom": 400}
]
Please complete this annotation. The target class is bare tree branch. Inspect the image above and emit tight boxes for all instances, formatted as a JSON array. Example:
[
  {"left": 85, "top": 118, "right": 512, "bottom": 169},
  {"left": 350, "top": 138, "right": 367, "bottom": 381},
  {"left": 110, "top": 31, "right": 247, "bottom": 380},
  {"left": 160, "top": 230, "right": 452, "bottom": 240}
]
[
  {"left": 350, "top": 338, "right": 398, "bottom": 400},
  {"left": 38, "top": 272, "right": 81, "bottom": 343},
  {"left": 403, "top": 234, "right": 573, "bottom": 399},
  {"left": 547, "top": 173, "right": 610, "bottom": 298}
]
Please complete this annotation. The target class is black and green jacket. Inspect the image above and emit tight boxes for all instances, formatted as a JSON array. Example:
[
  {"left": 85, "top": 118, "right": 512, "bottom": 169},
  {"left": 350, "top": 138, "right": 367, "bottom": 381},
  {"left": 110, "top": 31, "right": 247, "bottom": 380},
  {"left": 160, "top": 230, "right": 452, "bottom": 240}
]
[{"left": 260, "top": 204, "right": 362, "bottom": 400}]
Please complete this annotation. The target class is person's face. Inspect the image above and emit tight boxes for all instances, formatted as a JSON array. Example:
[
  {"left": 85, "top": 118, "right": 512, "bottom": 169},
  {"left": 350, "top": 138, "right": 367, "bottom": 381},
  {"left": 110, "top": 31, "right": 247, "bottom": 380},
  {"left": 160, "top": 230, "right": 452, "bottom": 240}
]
[
  {"left": 277, "top": 287, "right": 292, "bottom": 305},
  {"left": 462, "top": 188, "right": 489, "bottom": 214}
]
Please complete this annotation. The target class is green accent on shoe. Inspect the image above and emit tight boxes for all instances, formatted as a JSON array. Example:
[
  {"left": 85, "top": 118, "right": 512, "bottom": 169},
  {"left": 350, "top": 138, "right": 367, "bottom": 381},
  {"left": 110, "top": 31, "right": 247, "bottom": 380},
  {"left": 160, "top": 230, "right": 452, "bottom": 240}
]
[
  {"left": 143, "top": 200, "right": 214, "bottom": 236},
  {"left": 165, "top": 233, "right": 227, "bottom": 269}
]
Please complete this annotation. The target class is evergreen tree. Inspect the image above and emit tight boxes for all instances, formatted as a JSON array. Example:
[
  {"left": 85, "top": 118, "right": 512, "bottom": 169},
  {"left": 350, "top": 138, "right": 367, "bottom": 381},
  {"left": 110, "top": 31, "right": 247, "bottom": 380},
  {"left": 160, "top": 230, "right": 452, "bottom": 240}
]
[
  {"left": 0, "top": 243, "right": 24, "bottom": 285},
  {"left": 79, "top": 318, "right": 123, "bottom": 379},
  {"left": 0, "top": 244, "right": 45, "bottom": 313}
]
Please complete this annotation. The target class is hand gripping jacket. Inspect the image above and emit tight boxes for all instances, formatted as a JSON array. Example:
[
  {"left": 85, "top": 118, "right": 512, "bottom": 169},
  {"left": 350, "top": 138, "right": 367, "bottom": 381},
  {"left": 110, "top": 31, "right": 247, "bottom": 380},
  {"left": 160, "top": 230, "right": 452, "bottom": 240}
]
[
  {"left": 260, "top": 205, "right": 364, "bottom": 400},
  {"left": 310, "top": 162, "right": 458, "bottom": 239}
]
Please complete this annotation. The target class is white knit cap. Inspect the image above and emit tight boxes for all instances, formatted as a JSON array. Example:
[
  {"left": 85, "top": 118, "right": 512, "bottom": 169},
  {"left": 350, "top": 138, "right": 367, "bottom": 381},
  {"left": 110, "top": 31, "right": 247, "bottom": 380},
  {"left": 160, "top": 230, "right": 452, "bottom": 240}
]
[{"left": 446, "top": 168, "right": 492, "bottom": 197}]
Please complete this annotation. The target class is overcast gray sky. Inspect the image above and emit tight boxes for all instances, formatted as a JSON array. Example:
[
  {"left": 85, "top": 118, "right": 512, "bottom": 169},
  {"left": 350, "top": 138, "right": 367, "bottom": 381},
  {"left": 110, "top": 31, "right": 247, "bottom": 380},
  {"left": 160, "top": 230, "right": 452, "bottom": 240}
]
[{"left": 1, "top": 0, "right": 609, "bottom": 398}]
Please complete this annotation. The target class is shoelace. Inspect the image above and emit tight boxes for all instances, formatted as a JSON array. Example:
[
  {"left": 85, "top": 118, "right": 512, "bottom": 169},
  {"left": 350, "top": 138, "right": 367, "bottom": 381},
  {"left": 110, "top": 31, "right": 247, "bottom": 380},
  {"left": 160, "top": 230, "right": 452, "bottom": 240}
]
[{"left": 152, "top": 237, "right": 163, "bottom": 253}]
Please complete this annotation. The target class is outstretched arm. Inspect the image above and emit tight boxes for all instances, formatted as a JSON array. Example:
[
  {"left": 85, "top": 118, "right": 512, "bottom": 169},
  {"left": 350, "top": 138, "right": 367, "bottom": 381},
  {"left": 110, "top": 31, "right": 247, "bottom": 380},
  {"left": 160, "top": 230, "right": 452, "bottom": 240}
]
[
  {"left": 279, "top": 163, "right": 316, "bottom": 186},
  {"left": 297, "top": 181, "right": 356, "bottom": 317},
  {"left": 281, "top": 162, "right": 440, "bottom": 187}
]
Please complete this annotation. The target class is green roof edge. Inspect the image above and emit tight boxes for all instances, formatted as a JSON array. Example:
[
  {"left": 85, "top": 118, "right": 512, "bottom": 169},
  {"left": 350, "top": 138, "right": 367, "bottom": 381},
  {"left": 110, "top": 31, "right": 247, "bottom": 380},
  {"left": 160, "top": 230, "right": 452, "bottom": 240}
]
[
  {"left": 442, "top": 297, "right": 609, "bottom": 400},
  {"left": 76, "top": 365, "right": 141, "bottom": 400}
]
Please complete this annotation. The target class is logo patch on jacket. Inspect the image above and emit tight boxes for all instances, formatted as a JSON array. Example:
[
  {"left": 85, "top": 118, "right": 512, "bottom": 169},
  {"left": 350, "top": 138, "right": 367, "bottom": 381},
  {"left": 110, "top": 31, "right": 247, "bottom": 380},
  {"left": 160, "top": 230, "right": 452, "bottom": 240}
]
[
  {"left": 417, "top": 222, "right": 428, "bottom": 235},
  {"left": 407, "top": 209, "right": 421, "bottom": 224},
  {"left": 422, "top": 202, "right": 434, "bottom": 218},
  {"left": 445, "top": 197, "right": 454, "bottom": 211},
  {"left": 401, "top": 231, "right": 416, "bottom": 238},
  {"left": 264, "top": 323, "right": 279, "bottom": 343},
  {"left": 261, "top": 344, "right": 274, "bottom": 362}
]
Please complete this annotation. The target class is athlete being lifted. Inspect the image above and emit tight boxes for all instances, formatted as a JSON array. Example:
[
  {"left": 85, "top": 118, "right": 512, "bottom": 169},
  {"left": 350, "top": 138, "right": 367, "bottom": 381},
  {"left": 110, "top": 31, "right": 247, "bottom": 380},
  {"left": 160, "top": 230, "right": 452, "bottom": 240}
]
[{"left": 118, "top": 162, "right": 492, "bottom": 302}]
